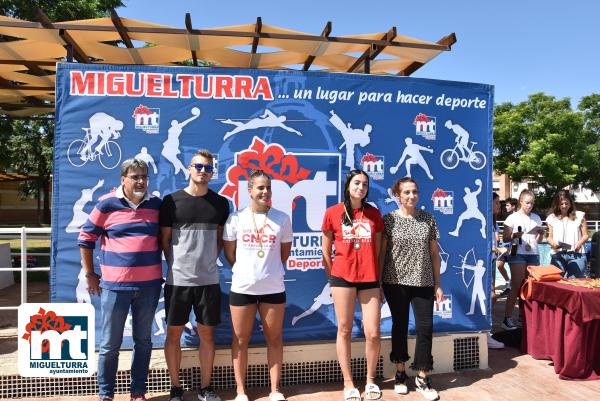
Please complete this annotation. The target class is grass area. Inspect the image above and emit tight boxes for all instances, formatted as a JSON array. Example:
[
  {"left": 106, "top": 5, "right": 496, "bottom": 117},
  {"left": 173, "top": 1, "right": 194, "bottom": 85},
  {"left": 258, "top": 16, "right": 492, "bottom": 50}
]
[
  {"left": 4, "top": 239, "right": 50, "bottom": 249},
  {"left": 0, "top": 239, "right": 50, "bottom": 282}
]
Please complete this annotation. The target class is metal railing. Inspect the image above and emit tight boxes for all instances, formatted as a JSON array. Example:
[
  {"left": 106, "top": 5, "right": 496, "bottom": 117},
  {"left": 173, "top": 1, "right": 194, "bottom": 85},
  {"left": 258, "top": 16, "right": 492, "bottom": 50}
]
[
  {"left": 497, "top": 220, "right": 599, "bottom": 234},
  {"left": 0, "top": 221, "right": 598, "bottom": 312},
  {"left": 0, "top": 227, "right": 51, "bottom": 311}
]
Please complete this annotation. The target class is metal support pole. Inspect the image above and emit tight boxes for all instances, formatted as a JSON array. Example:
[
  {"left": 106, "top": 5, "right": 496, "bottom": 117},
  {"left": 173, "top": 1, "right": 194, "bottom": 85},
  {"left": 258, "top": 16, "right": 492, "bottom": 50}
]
[{"left": 20, "top": 226, "right": 27, "bottom": 305}]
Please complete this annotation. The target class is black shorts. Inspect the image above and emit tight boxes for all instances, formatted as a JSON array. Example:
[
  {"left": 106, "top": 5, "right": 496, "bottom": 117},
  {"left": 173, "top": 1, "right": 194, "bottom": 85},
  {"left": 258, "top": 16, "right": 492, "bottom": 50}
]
[
  {"left": 328, "top": 275, "right": 380, "bottom": 291},
  {"left": 164, "top": 284, "right": 221, "bottom": 326},
  {"left": 229, "top": 291, "right": 286, "bottom": 306}
]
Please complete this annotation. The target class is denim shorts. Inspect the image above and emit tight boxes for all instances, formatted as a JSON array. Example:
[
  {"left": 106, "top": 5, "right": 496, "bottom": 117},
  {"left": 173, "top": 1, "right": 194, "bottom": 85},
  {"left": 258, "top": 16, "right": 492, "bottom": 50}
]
[
  {"left": 550, "top": 252, "right": 588, "bottom": 278},
  {"left": 507, "top": 253, "right": 540, "bottom": 266}
]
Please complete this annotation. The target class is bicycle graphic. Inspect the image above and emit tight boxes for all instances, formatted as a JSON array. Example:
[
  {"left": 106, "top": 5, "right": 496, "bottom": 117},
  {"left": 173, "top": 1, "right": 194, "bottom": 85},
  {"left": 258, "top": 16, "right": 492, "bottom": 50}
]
[
  {"left": 67, "top": 128, "right": 122, "bottom": 169},
  {"left": 440, "top": 141, "right": 486, "bottom": 170}
]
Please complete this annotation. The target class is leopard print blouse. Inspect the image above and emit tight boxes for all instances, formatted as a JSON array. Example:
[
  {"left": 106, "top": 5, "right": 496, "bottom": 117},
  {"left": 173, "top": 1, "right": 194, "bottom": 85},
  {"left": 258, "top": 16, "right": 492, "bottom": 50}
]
[{"left": 382, "top": 210, "right": 439, "bottom": 287}]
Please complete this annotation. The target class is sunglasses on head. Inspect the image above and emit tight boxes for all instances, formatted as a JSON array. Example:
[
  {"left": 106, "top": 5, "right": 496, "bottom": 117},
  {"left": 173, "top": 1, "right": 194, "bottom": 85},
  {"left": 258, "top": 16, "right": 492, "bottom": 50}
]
[{"left": 191, "top": 163, "right": 214, "bottom": 173}]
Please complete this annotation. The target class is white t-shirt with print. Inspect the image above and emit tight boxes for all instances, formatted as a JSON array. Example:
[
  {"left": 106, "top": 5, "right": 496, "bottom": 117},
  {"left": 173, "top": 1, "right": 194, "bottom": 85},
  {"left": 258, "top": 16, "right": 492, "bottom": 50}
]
[
  {"left": 504, "top": 211, "right": 543, "bottom": 255},
  {"left": 223, "top": 207, "right": 293, "bottom": 295}
]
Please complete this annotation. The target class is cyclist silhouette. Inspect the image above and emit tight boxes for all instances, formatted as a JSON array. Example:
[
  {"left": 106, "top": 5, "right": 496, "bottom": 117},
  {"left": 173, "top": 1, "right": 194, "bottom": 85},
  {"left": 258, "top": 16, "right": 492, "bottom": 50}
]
[
  {"left": 67, "top": 113, "right": 123, "bottom": 169},
  {"left": 80, "top": 113, "right": 123, "bottom": 161},
  {"left": 445, "top": 120, "right": 469, "bottom": 159}
]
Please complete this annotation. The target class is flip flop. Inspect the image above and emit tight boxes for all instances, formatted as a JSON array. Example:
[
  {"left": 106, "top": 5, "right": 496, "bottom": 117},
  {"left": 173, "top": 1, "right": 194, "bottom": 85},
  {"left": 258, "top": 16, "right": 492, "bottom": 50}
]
[
  {"left": 269, "top": 391, "right": 287, "bottom": 401},
  {"left": 364, "top": 383, "right": 382, "bottom": 400},
  {"left": 343, "top": 387, "right": 361, "bottom": 401}
]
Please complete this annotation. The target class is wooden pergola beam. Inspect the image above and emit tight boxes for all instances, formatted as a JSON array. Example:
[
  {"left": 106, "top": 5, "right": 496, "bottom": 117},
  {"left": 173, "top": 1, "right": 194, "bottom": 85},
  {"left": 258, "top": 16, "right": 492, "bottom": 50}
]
[
  {"left": 185, "top": 13, "right": 199, "bottom": 66},
  {"left": 0, "top": 102, "right": 54, "bottom": 109},
  {"left": 303, "top": 21, "right": 332, "bottom": 71},
  {"left": 0, "top": 60, "right": 57, "bottom": 66},
  {"left": 111, "top": 9, "right": 134, "bottom": 48},
  {"left": 397, "top": 32, "right": 457, "bottom": 76},
  {"left": 34, "top": 7, "right": 90, "bottom": 63},
  {"left": 0, "top": 20, "right": 450, "bottom": 51},
  {"left": 0, "top": 76, "right": 49, "bottom": 108},
  {"left": 348, "top": 27, "right": 396, "bottom": 73},
  {"left": 248, "top": 17, "right": 263, "bottom": 69},
  {"left": 251, "top": 17, "right": 262, "bottom": 54},
  {"left": 0, "top": 84, "right": 54, "bottom": 91}
]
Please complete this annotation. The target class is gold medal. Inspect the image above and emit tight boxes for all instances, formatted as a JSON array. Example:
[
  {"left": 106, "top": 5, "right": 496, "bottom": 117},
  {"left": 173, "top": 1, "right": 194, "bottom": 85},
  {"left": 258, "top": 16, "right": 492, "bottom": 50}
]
[
  {"left": 252, "top": 207, "right": 270, "bottom": 259},
  {"left": 525, "top": 243, "right": 532, "bottom": 251}
]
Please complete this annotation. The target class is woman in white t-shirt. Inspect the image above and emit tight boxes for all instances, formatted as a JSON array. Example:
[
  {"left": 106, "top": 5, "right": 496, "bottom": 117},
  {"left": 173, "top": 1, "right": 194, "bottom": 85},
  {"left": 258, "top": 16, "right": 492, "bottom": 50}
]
[
  {"left": 546, "top": 190, "right": 589, "bottom": 278},
  {"left": 502, "top": 189, "right": 544, "bottom": 330},
  {"left": 223, "top": 170, "right": 293, "bottom": 401}
]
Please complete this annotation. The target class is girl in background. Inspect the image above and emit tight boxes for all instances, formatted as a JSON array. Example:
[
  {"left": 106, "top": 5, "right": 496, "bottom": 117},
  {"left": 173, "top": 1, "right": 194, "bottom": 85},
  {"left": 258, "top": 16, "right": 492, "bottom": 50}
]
[
  {"left": 546, "top": 190, "right": 589, "bottom": 278},
  {"left": 502, "top": 189, "right": 543, "bottom": 330}
]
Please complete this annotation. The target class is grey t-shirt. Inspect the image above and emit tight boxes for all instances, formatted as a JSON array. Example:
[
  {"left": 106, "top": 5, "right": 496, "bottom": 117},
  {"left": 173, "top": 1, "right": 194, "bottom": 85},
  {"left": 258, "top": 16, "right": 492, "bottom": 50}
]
[{"left": 159, "top": 189, "right": 230, "bottom": 286}]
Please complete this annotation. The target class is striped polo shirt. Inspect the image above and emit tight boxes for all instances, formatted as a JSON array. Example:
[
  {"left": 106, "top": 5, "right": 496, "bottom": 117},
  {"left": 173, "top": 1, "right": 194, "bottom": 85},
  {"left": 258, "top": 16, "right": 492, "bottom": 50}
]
[{"left": 78, "top": 186, "right": 163, "bottom": 291}]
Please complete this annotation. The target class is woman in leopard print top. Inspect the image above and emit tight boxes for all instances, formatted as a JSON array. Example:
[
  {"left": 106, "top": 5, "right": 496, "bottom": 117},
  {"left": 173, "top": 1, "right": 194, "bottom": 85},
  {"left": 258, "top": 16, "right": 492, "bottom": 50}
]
[{"left": 379, "top": 177, "right": 443, "bottom": 399}]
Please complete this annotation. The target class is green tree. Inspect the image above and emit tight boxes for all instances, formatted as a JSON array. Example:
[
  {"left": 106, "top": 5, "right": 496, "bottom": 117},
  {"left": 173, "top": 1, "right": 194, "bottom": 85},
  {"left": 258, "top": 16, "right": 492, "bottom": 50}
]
[
  {"left": 0, "top": 119, "right": 54, "bottom": 224},
  {"left": 493, "top": 93, "right": 599, "bottom": 207},
  {"left": 0, "top": 0, "right": 125, "bottom": 224},
  {"left": 0, "top": 0, "right": 124, "bottom": 21}
]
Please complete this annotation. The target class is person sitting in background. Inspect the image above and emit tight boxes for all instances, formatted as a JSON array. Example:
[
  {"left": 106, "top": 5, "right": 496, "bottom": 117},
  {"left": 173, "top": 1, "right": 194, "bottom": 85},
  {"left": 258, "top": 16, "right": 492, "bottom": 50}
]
[{"left": 546, "top": 190, "right": 589, "bottom": 278}]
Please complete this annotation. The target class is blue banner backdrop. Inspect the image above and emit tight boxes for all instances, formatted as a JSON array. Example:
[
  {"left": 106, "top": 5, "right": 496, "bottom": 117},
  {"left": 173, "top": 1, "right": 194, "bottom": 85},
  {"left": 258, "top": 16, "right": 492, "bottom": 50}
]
[{"left": 52, "top": 63, "right": 494, "bottom": 348}]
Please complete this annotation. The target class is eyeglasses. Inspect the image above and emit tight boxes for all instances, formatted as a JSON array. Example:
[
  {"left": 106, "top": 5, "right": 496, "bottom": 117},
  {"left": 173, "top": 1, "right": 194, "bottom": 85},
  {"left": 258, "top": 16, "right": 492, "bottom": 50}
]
[
  {"left": 191, "top": 163, "right": 214, "bottom": 173},
  {"left": 126, "top": 174, "right": 148, "bottom": 182}
]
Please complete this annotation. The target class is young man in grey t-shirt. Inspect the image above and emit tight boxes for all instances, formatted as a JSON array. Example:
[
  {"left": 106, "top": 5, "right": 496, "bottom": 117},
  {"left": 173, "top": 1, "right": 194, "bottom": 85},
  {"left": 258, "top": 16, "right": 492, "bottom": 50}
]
[{"left": 160, "top": 150, "right": 229, "bottom": 401}]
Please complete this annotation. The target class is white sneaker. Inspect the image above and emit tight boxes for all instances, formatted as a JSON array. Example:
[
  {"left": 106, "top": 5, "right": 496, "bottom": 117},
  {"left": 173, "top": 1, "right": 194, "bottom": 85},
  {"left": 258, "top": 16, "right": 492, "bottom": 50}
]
[
  {"left": 197, "top": 386, "right": 221, "bottom": 401},
  {"left": 415, "top": 375, "right": 439, "bottom": 401},
  {"left": 487, "top": 333, "right": 504, "bottom": 349},
  {"left": 394, "top": 370, "right": 409, "bottom": 394}
]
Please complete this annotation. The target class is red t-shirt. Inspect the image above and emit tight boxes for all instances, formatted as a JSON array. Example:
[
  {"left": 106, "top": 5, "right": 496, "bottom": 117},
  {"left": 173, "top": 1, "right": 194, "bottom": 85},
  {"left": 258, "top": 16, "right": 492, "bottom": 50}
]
[{"left": 321, "top": 203, "right": 384, "bottom": 282}]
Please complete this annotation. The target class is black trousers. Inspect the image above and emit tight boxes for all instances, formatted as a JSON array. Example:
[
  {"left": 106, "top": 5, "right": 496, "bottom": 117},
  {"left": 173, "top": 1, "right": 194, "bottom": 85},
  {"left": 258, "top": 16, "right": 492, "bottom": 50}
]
[{"left": 383, "top": 284, "right": 434, "bottom": 372}]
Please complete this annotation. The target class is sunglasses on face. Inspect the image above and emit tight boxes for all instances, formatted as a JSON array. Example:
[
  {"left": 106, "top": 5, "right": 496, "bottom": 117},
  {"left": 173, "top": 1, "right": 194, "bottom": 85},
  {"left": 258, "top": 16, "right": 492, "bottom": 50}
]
[{"left": 191, "top": 163, "right": 214, "bottom": 173}]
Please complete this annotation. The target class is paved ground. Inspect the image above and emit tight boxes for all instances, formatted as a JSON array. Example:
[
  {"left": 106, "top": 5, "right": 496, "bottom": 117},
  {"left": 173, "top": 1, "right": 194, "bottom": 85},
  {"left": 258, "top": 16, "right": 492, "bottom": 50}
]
[{"left": 2, "top": 281, "right": 600, "bottom": 400}]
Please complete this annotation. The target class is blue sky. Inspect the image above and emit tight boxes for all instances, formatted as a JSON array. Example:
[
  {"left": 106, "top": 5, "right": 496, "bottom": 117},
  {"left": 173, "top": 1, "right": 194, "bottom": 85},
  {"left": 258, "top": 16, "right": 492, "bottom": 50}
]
[{"left": 117, "top": 0, "right": 599, "bottom": 106}]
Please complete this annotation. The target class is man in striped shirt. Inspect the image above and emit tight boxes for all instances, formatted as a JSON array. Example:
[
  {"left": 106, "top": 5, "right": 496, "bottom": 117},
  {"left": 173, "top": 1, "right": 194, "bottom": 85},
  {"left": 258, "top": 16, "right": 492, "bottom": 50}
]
[{"left": 79, "top": 158, "right": 162, "bottom": 401}]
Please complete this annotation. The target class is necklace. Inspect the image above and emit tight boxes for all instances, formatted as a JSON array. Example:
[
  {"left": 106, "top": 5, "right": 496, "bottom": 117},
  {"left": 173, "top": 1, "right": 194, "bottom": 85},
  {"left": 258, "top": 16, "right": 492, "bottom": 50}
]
[
  {"left": 251, "top": 207, "right": 270, "bottom": 258},
  {"left": 344, "top": 205, "right": 364, "bottom": 250}
]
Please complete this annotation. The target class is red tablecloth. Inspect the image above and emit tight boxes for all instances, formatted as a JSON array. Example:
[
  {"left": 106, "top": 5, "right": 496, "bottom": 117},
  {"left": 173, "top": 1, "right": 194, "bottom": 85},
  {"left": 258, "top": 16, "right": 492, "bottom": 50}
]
[{"left": 521, "top": 280, "right": 600, "bottom": 380}]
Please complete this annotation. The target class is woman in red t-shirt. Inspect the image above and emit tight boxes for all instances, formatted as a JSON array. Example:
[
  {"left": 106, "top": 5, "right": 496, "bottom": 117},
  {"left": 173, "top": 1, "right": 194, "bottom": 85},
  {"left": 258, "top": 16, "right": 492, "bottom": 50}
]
[{"left": 322, "top": 169, "right": 384, "bottom": 401}]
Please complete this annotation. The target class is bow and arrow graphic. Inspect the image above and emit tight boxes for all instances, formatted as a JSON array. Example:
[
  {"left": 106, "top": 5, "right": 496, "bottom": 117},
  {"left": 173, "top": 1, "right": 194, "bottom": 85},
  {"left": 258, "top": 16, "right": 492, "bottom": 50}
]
[{"left": 453, "top": 248, "right": 477, "bottom": 288}]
